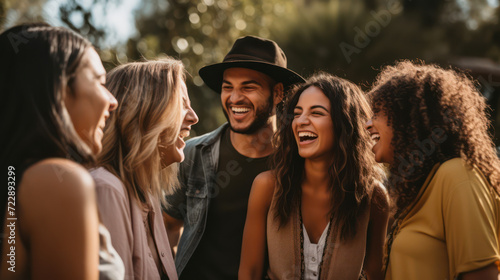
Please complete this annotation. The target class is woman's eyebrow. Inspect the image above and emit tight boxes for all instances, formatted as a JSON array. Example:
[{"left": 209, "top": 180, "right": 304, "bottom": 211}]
[{"left": 311, "top": 105, "right": 329, "bottom": 112}]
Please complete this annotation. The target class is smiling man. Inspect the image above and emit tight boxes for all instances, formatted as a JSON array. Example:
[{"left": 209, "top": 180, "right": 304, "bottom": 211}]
[{"left": 163, "top": 36, "right": 304, "bottom": 279}]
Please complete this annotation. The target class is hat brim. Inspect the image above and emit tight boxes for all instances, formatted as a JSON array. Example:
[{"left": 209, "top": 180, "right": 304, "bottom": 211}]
[{"left": 199, "top": 61, "right": 305, "bottom": 94}]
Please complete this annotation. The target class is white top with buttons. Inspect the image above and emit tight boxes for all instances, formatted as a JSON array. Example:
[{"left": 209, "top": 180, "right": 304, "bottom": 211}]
[{"left": 303, "top": 222, "right": 330, "bottom": 280}]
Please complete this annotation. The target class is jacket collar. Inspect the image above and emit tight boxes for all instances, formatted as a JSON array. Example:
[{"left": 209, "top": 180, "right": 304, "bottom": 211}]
[{"left": 196, "top": 123, "right": 229, "bottom": 147}]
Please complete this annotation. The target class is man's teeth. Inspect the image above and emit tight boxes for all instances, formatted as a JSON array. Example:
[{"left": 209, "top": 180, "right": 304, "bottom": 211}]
[
  {"left": 371, "top": 134, "right": 380, "bottom": 141},
  {"left": 298, "top": 132, "right": 318, "bottom": 138},
  {"left": 231, "top": 107, "right": 250, "bottom": 113}
]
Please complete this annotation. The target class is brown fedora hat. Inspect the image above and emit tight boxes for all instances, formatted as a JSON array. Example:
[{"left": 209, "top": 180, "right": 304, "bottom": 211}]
[{"left": 199, "top": 36, "right": 305, "bottom": 94}]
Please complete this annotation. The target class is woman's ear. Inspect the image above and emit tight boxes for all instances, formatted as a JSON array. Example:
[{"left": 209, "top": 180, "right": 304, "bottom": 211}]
[
  {"left": 273, "top": 83, "right": 284, "bottom": 106},
  {"left": 63, "top": 79, "right": 75, "bottom": 110}
]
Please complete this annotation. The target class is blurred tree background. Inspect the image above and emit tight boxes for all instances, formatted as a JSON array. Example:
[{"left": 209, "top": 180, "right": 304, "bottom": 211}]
[{"left": 2, "top": 0, "right": 500, "bottom": 145}]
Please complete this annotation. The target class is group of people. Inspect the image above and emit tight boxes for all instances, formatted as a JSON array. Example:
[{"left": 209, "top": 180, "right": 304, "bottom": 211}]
[{"left": 1, "top": 22, "right": 499, "bottom": 280}]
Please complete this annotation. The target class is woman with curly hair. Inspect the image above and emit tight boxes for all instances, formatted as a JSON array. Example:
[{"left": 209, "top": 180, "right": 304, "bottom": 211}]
[
  {"left": 365, "top": 61, "right": 500, "bottom": 280},
  {"left": 91, "top": 59, "right": 198, "bottom": 280},
  {"left": 239, "top": 73, "right": 389, "bottom": 280}
]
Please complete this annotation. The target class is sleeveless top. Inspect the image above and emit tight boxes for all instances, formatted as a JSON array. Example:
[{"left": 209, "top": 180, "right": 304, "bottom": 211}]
[{"left": 266, "top": 191, "right": 371, "bottom": 279}]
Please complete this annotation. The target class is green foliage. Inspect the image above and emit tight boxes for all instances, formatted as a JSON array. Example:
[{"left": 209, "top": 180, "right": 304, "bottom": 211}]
[
  {"left": 118, "top": 0, "right": 304, "bottom": 136},
  {"left": 0, "top": 0, "right": 5, "bottom": 29},
  {"left": 1, "top": 0, "right": 47, "bottom": 29},
  {"left": 4, "top": 0, "right": 500, "bottom": 144},
  {"left": 58, "top": 0, "right": 107, "bottom": 46},
  {"left": 114, "top": 0, "right": 500, "bottom": 141}
]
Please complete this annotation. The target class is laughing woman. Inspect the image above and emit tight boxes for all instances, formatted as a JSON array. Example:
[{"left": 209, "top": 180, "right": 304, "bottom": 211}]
[
  {"left": 239, "top": 73, "right": 389, "bottom": 280},
  {"left": 0, "top": 23, "right": 121, "bottom": 280},
  {"left": 365, "top": 61, "right": 500, "bottom": 280},
  {"left": 91, "top": 59, "right": 198, "bottom": 280}
]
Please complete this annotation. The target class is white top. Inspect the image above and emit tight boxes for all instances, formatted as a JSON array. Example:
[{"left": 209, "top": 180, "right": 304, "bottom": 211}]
[
  {"left": 302, "top": 222, "right": 330, "bottom": 280},
  {"left": 99, "top": 224, "right": 125, "bottom": 280}
]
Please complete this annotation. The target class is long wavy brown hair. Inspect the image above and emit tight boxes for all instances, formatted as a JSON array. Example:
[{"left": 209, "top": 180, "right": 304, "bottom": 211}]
[
  {"left": 273, "top": 72, "right": 384, "bottom": 240},
  {"left": 369, "top": 60, "right": 500, "bottom": 217}
]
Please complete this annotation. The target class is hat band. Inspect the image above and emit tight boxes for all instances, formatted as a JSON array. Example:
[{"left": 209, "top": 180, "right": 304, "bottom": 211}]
[{"left": 223, "top": 54, "right": 285, "bottom": 67}]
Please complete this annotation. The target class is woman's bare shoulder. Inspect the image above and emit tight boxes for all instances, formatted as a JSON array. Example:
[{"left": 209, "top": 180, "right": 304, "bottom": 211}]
[
  {"left": 20, "top": 158, "right": 95, "bottom": 206},
  {"left": 253, "top": 170, "right": 276, "bottom": 187},
  {"left": 249, "top": 171, "right": 277, "bottom": 208}
]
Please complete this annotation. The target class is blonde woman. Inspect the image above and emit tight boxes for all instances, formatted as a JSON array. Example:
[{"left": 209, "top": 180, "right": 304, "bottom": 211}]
[{"left": 91, "top": 59, "right": 198, "bottom": 280}]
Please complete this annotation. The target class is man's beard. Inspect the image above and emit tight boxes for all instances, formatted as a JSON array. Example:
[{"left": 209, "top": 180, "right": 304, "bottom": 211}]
[{"left": 223, "top": 94, "right": 274, "bottom": 135}]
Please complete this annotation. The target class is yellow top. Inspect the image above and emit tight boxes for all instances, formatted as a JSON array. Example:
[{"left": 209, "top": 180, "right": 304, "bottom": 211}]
[{"left": 386, "top": 158, "right": 500, "bottom": 280}]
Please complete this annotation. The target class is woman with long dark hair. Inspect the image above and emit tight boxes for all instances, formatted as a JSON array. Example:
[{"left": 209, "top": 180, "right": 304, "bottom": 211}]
[
  {"left": 0, "top": 23, "right": 122, "bottom": 279},
  {"left": 365, "top": 61, "right": 500, "bottom": 280},
  {"left": 240, "top": 73, "right": 389, "bottom": 280}
]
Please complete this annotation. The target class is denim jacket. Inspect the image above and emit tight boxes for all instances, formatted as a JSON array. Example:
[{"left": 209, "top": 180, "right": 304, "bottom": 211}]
[{"left": 164, "top": 123, "right": 228, "bottom": 276}]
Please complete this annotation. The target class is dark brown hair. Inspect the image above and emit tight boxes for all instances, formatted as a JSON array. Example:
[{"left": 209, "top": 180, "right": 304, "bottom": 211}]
[
  {"left": 369, "top": 60, "right": 500, "bottom": 217},
  {"left": 273, "top": 72, "right": 383, "bottom": 240},
  {"left": 1, "top": 23, "right": 94, "bottom": 170},
  {"left": 0, "top": 23, "right": 93, "bottom": 236}
]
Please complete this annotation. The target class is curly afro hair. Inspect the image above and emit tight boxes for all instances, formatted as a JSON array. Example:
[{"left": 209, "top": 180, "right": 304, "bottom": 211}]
[{"left": 369, "top": 60, "right": 500, "bottom": 216}]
